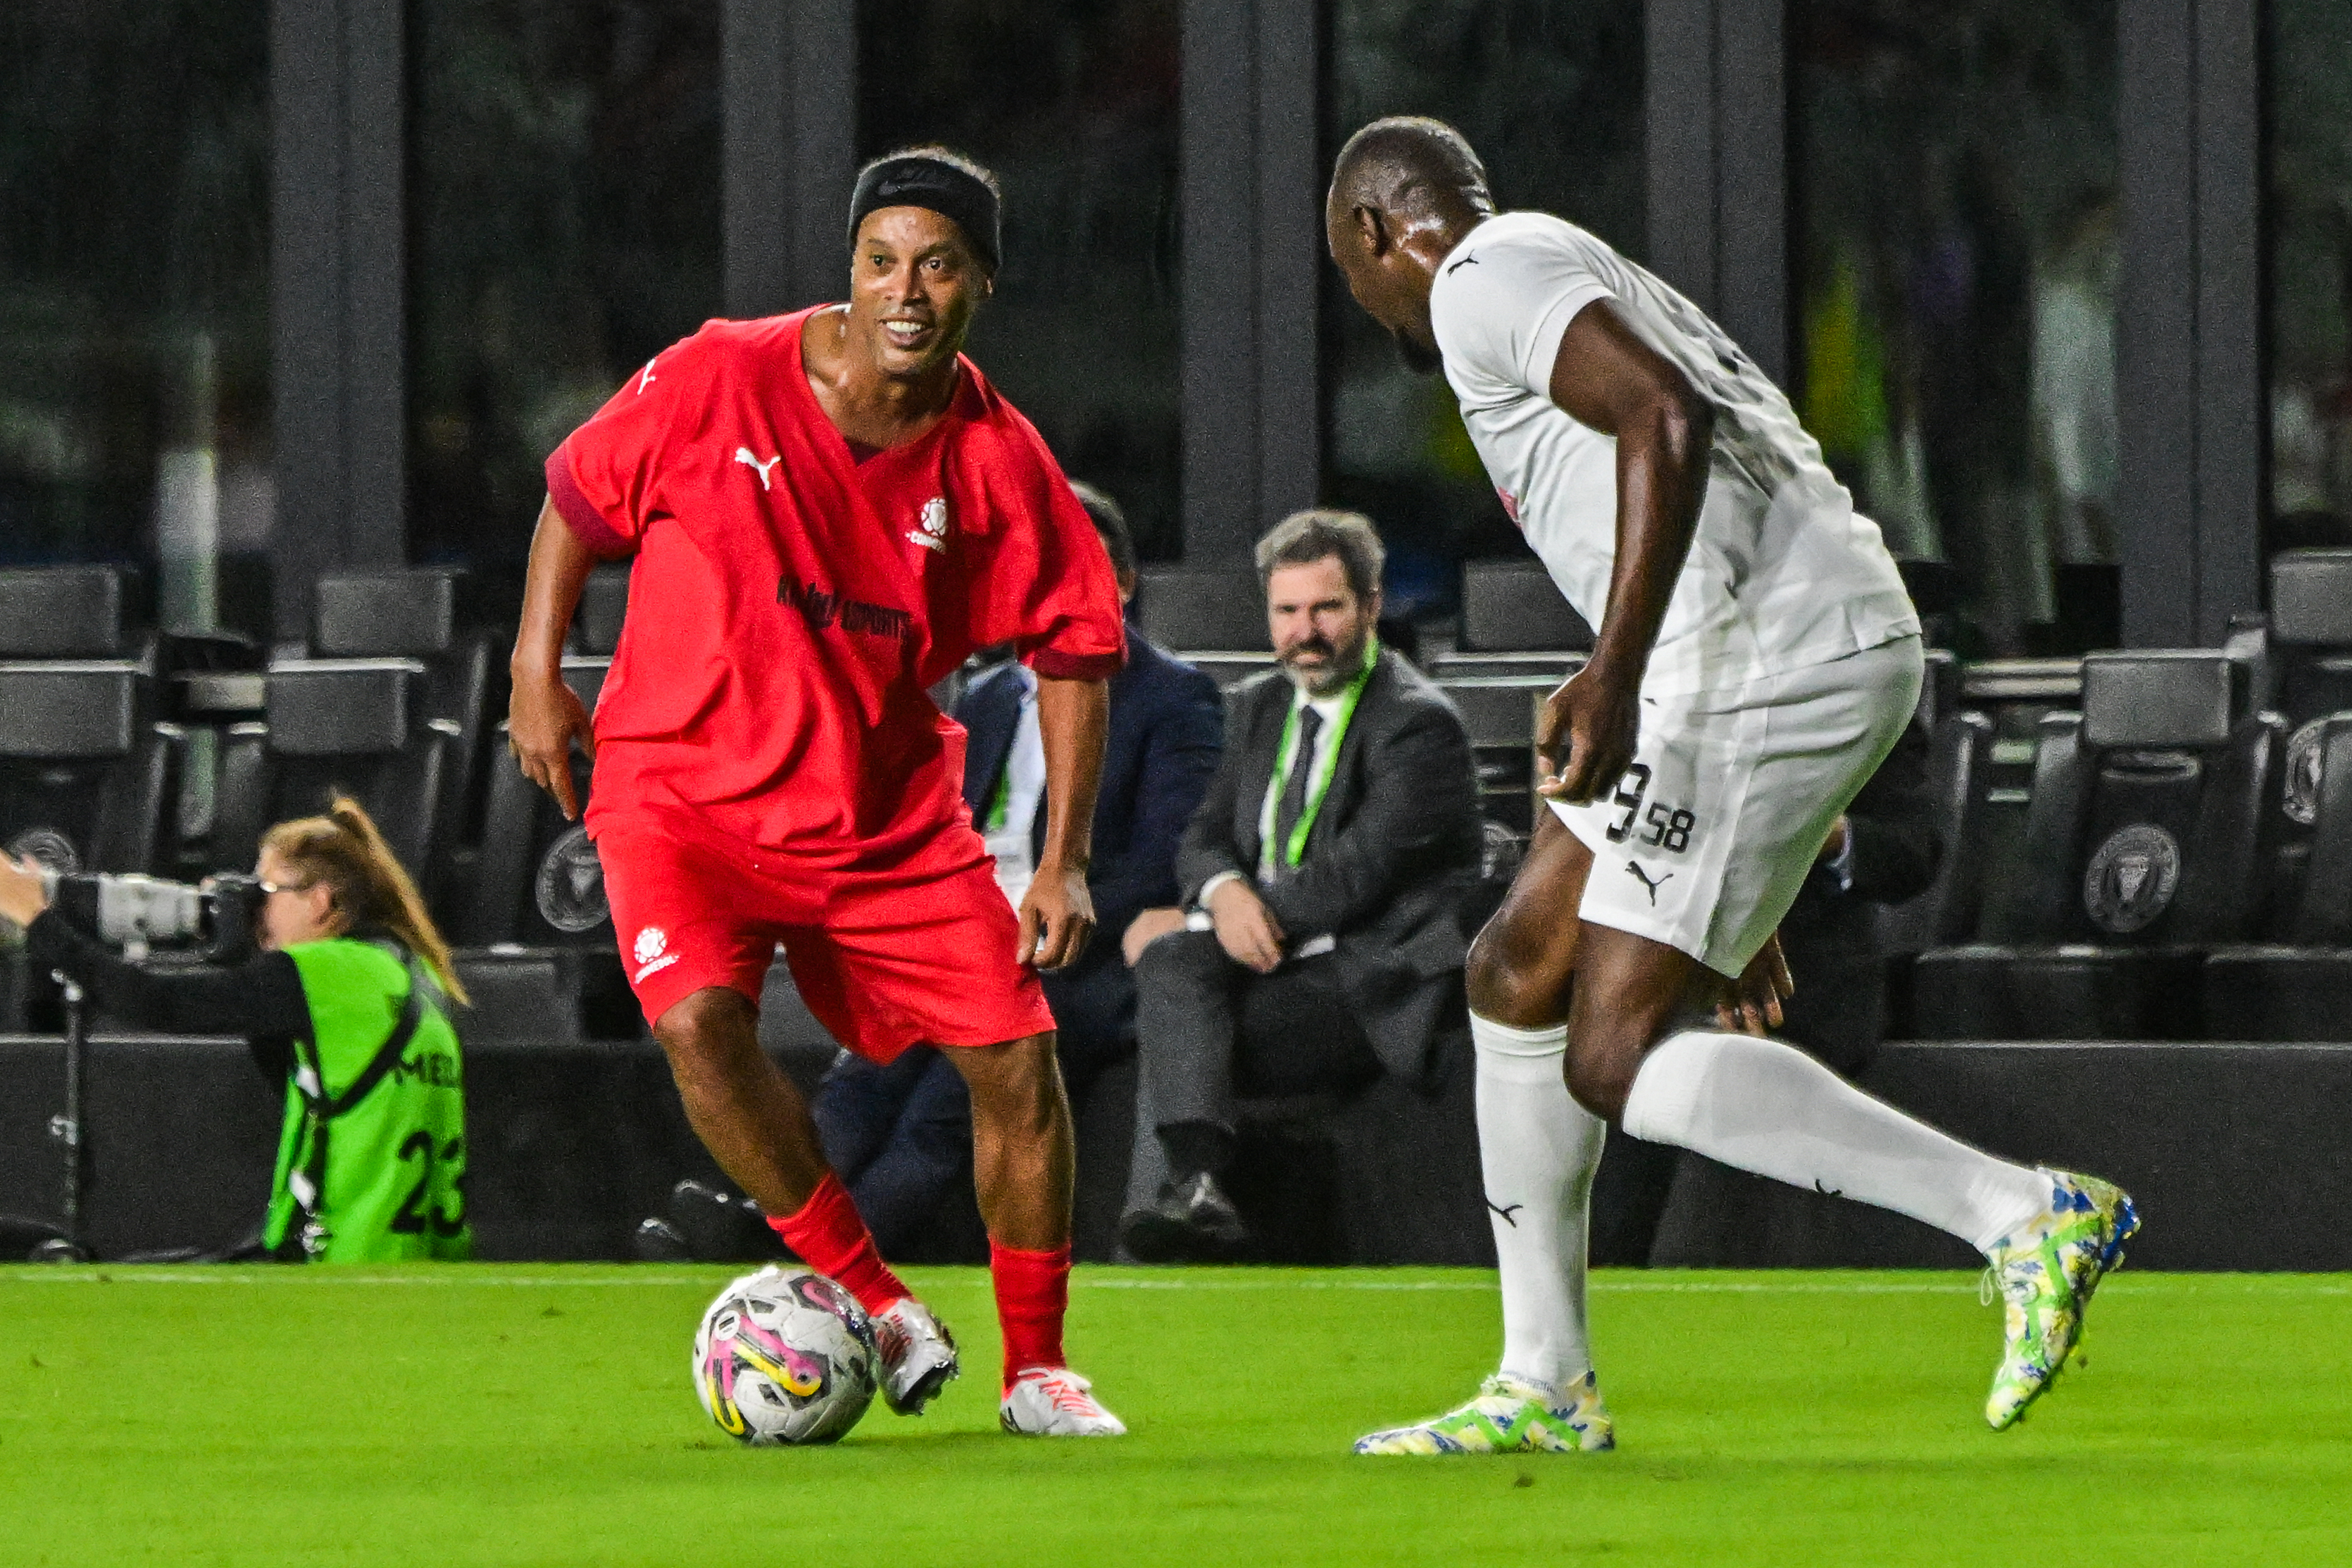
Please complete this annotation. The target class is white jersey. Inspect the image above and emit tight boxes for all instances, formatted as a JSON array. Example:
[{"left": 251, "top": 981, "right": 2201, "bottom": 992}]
[{"left": 1430, "top": 211, "right": 1918, "bottom": 695}]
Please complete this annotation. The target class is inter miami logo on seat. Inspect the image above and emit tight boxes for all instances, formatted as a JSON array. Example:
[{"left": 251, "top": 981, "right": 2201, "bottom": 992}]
[
  {"left": 1625, "top": 860, "right": 1672, "bottom": 906},
  {"left": 534, "top": 823, "right": 609, "bottom": 934},
  {"left": 2083, "top": 823, "right": 2181, "bottom": 935},
  {"left": 5, "top": 827, "right": 79, "bottom": 876},
  {"left": 2284, "top": 718, "right": 2327, "bottom": 827}
]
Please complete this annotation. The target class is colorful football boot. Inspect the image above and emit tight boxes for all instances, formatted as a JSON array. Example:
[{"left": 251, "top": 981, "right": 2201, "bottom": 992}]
[
  {"left": 1982, "top": 1169, "right": 2141, "bottom": 1431},
  {"left": 1353, "top": 1371, "right": 1614, "bottom": 1455}
]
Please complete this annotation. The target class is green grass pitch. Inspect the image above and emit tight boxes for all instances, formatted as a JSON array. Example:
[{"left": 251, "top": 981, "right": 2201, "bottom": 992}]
[{"left": 3, "top": 1265, "right": 2347, "bottom": 1566}]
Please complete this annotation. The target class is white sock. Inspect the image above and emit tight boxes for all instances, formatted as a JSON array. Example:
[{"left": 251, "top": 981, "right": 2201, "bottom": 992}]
[
  {"left": 1620, "top": 1030, "right": 2051, "bottom": 1255},
  {"left": 1472, "top": 1013, "right": 1607, "bottom": 1394}
]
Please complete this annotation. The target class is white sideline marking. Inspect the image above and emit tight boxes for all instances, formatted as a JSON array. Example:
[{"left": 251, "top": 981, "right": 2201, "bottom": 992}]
[{"left": 2, "top": 1270, "right": 2332, "bottom": 1296}]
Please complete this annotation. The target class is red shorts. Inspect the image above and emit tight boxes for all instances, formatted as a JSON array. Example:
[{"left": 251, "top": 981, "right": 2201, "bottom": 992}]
[{"left": 594, "top": 808, "right": 1055, "bottom": 1062}]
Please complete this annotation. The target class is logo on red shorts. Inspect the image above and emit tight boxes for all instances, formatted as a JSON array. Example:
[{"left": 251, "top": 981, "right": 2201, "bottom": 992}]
[{"left": 633, "top": 925, "right": 679, "bottom": 983}]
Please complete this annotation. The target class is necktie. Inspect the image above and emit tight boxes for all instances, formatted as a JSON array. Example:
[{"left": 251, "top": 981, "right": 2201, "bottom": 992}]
[{"left": 1272, "top": 705, "right": 1323, "bottom": 874}]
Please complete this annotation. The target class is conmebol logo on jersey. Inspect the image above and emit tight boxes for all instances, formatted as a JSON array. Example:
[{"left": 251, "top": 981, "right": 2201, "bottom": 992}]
[{"left": 906, "top": 496, "right": 950, "bottom": 552}]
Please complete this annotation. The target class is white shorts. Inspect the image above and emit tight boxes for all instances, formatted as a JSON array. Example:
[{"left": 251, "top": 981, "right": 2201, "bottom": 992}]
[{"left": 1549, "top": 636, "right": 1923, "bottom": 977}]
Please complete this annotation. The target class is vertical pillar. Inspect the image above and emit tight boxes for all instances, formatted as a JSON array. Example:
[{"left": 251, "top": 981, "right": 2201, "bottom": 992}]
[
  {"left": 1644, "top": 0, "right": 1789, "bottom": 384},
  {"left": 2118, "top": 0, "right": 2262, "bottom": 646},
  {"left": 1182, "top": 0, "right": 1320, "bottom": 565},
  {"left": 1714, "top": 0, "right": 1787, "bottom": 387},
  {"left": 723, "top": 0, "right": 856, "bottom": 318},
  {"left": 1645, "top": 0, "right": 1718, "bottom": 312},
  {"left": 270, "top": 0, "right": 405, "bottom": 639}
]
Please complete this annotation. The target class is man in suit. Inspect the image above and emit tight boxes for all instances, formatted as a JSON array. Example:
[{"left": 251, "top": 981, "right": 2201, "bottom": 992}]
[
  {"left": 1118, "top": 509, "right": 1484, "bottom": 1261},
  {"left": 1589, "top": 703, "right": 1941, "bottom": 1265},
  {"left": 812, "top": 483, "right": 1225, "bottom": 1253}
]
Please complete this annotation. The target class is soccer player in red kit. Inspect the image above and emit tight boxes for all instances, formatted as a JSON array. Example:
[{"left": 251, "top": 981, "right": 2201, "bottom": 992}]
[{"left": 508, "top": 147, "right": 1127, "bottom": 1436}]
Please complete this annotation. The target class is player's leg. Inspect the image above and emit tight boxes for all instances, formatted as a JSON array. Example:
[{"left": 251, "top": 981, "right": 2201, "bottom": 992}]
[
  {"left": 602, "top": 815, "right": 942, "bottom": 1405},
  {"left": 652, "top": 986, "right": 832, "bottom": 1215},
  {"left": 1356, "top": 812, "right": 1615, "bottom": 1457},
  {"left": 818, "top": 851, "right": 1122, "bottom": 1435},
  {"left": 944, "top": 1030, "right": 1123, "bottom": 1436},
  {"left": 1566, "top": 641, "right": 2138, "bottom": 1429}
]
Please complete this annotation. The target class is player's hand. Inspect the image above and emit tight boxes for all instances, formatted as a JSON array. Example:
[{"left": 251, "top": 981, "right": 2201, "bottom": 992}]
[
  {"left": 1715, "top": 931, "right": 1793, "bottom": 1036},
  {"left": 1206, "top": 878, "right": 1285, "bottom": 974},
  {"left": 1537, "top": 663, "right": 1641, "bottom": 805},
  {"left": 1020, "top": 862, "right": 1095, "bottom": 971},
  {"left": 508, "top": 668, "right": 597, "bottom": 820},
  {"left": 1122, "top": 907, "right": 1187, "bottom": 967}
]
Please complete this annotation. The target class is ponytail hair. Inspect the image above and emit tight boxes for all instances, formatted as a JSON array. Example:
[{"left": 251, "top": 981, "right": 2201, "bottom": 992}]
[{"left": 261, "top": 796, "right": 468, "bottom": 1006}]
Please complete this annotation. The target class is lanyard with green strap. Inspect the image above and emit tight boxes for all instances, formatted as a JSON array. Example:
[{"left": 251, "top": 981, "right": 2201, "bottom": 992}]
[{"left": 1266, "top": 634, "right": 1379, "bottom": 870}]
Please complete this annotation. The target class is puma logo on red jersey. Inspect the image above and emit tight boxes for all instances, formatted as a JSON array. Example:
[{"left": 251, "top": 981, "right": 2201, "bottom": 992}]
[{"left": 735, "top": 447, "right": 782, "bottom": 491}]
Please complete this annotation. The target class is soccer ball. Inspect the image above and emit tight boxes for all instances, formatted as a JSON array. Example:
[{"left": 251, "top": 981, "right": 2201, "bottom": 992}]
[{"left": 692, "top": 1265, "right": 881, "bottom": 1445}]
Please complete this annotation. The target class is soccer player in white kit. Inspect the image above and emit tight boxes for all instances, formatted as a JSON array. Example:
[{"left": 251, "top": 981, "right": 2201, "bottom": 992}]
[{"left": 1325, "top": 118, "right": 2141, "bottom": 1453}]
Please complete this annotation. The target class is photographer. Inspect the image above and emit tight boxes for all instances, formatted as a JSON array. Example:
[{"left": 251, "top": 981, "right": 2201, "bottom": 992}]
[{"left": 0, "top": 798, "right": 472, "bottom": 1262}]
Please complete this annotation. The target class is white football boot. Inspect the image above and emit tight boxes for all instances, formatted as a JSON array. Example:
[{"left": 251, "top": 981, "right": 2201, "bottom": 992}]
[
  {"left": 999, "top": 1367, "right": 1127, "bottom": 1436},
  {"left": 872, "top": 1298, "right": 960, "bottom": 1415}
]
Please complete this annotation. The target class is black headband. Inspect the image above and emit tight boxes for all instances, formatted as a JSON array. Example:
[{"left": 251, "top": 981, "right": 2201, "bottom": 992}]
[{"left": 847, "top": 156, "right": 1001, "bottom": 275}]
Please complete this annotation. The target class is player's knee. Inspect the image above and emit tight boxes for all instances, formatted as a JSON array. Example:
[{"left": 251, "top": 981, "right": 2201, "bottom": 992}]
[
  {"left": 652, "top": 987, "right": 755, "bottom": 1066},
  {"left": 956, "top": 1034, "right": 1062, "bottom": 1134},
  {"left": 1465, "top": 927, "right": 1549, "bottom": 1027}
]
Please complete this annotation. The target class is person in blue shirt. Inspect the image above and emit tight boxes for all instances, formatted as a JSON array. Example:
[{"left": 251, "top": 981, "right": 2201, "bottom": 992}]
[{"left": 810, "top": 482, "right": 1225, "bottom": 1254}]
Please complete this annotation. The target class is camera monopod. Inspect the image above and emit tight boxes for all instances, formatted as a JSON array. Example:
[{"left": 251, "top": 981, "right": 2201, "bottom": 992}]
[{"left": 34, "top": 974, "right": 92, "bottom": 1262}]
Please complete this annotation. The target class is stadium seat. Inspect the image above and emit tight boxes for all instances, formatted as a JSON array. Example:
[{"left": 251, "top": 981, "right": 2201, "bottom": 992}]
[
  {"left": 0, "top": 567, "right": 183, "bottom": 879},
  {"left": 311, "top": 568, "right": 494, "bottom": 903},
  {"left": 1136, "top": 567, "right": 1265, "bottom": 651},
  {"left": 451, "top": 654, "right": 627, "bottom": 1046},
  {"left": 209, "top": 658, "right": 454, "bottom": 886},
  {"left": 1877, "top": 708, "right": 1996, "bottom": 959},
  {"left": 1436, "top": 672, "right": 1558, "bottom": 834},
  {"left": 1458, "top": 559, "right": 1594, "bottom": 651},
  {"left": 2203, "top": 713, "right": 2352, "bottom": 1039},
  {"left": 572, "top": 564, "right": 630, "bottom": 656},
  {"left": 1908, "top": 651, "right": 2279, "bottom": 1039}
]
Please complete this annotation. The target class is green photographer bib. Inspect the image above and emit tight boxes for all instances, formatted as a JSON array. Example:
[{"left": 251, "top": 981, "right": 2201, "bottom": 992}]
[{"left": 263, "top": 938, "right": 471, "bottom": 1262}]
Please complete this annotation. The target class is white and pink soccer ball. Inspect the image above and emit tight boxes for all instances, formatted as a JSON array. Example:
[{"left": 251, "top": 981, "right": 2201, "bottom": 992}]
[{"left": 692, "top": 1265, "right": 880, "bottom": 1445}]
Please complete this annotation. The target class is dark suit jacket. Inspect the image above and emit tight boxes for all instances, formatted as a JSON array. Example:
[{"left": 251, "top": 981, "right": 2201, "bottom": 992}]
[
  {"left": 1177, "top": 649, "right": 1484, "bottom": 1084},
  {"left": 1779, "top": 705, "right": 1940, "bottom": 1074},
  {"left": 956, "top": 632, "right": 1225, "bottom": 958}
]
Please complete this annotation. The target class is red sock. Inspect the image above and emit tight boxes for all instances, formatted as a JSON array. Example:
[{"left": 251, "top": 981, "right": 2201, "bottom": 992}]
[
  {"left": 990, "top": 1239, "right": 1070, "bottom": 1391},
  {"left": 767, "top": 1174, "right": 909, "bottom": 1316}
]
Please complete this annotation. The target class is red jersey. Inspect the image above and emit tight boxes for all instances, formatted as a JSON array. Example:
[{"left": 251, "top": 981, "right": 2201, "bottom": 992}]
[{"left": 546, "top": 306, "right": 1125, "bottom": 863}]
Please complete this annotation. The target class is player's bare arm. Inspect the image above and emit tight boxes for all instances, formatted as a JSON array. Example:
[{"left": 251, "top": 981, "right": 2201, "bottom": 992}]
[
  {"left": 508, "top": 496, "right": 600, "bottom": 820},
  {"left": 1023, "top": 673, "right": 1109, "bottom": 971},
  {"left": 1536, "top": 301, "right": 1715, "bottom": 807}
]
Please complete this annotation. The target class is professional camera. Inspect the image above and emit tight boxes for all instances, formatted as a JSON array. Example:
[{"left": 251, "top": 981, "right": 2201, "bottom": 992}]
[{"left": 40, "top": 870, "right": 264, "bottom": 964}]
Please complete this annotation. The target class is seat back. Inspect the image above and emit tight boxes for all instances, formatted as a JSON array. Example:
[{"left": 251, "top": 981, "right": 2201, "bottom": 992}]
[
  {"left": 1878, "top": 709, "right": 1994, "bottom": 953},
  {"left": 0, "top": 570, "right": 180, "bottom": 874},
  {"left": 313, "top": 568, "right": 492, "bottom": 891},
  {"left": 1984, "top": 652, "right": 2275, "bottom": 947},
  {"left": 574, "top": 565, "right": 630, "bottom": 655},
  {"left": 1435, "top": 675, "right": 1560, "bottom": 834},
  {"left": 459, "top": 657, "right": 611, "bottom": 947},
  {"left": 210, "top": 660, "right": 450, "bottom": 879},
  {"left": 2272, "top": 550, "right": 2352, "bottom": 727},
  {"left": 1137, "top": 568, "right": 1267, "bottom": 651},
  {"left": 1458, "top": 560, "right": 1593, "bottom": 652},
  {"left": 2285, "top": 715, "right": 2352, "bottom": 946}
]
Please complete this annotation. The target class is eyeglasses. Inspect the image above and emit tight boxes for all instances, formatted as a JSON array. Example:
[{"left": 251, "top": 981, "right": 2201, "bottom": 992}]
[{"left": 257, "top": 878, "right": 315, "bottom": 896}]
